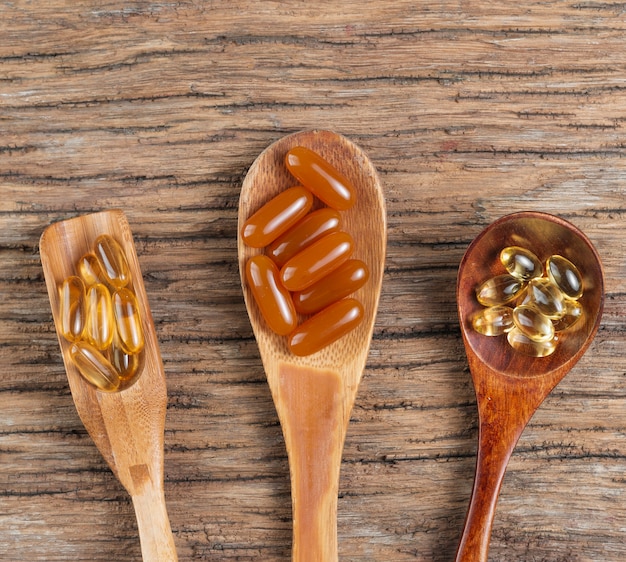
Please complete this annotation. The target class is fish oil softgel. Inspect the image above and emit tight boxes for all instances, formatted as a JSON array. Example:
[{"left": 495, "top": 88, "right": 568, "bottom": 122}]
[
  {"left": 471, "top": 246, "right": 584, "bottom": 357},
  {"left": 242, "top": 146, "right": 369, "bottom": 356},
  {"left": 58, "top": 234, "right": 144, "bottom": 391}
]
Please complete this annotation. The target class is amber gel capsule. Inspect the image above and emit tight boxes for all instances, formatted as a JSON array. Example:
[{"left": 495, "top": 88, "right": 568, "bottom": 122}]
[
  {"left": 94, "top": 234, "right": 131, "bottom": 289},
  {"left": 59, "top": 276, "right": 87, "bottom": 342},
  {"left": 113, "top": 288, "right": 145, "bottom": 354},
  {"left": 289, "top": 298, "right": 364, "bottom": 356},
  {"left": 241, "top": 186, "right": 314, "bottom": 248},
  {"left": 85, "top": 283, "right": 114, "bottom": 350},
  {"left": 77, "top": 252, "right": 107, "bottom": 286},
  {"left": 246, "top": 255, "right": 297, "bottom": 336},
  {"left": 293, "top": 259, "right": 369, "bottom": 315},
  {"left": 70, "top": 341, "right": 120, "bottom": 392},
  {"left": 285, "top": 146, "right": 356, "bottom": 210},
  {"left": 266, "top": 208, "right": 342, "bottom": 268},
  {"left": 110, "top": 341, "right": 142, "bottom": 380},
  {"left": 280, "top": 231, "right": 354, "bottom": 292}
]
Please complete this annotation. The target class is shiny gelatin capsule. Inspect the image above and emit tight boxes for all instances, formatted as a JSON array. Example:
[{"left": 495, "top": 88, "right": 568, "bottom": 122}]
[
  {"left": 113, "top": 288, "right": 144, "bottom": 354},
  {"left": 59, "top": 276, "right": 87, "bottom": 342},
  {"left": 85, "top": 283, "right": 114, "bottom": 350},
  {"left": 280, "top": 231, "right": 354, "bottom": 292},
  {"left": 288, "top": 298, "right": 364, "bottom": 356},
  {"left": 513, "top": 305, "right": 555, "bottom": 343},
  {"left": 94, "top": 234, "right": 131, "bottom": 289},
  {"left": 475, "top": 274, "right": 524, "bottom": 307},
  {"left": 246, "top": 255, "right": 297, "bottom": 336},
  {"left": 241, "top": 186, "right": 314, "bottom": 248},
  {"left": 77, "top": 252, "right": 107, "bottom": 286},
  {"left": 546, "top": 255, "right": 583, "bottom": 300},
  {"left": 507, "top": 327, "right": 557, "bottom": 358},
  {"left": 470, "top": 305, "right": 514, "bottom": 336},
  {"left": 285, "top": 146, "right": 356, "bottom": 211},
  {"left": 524, "top": 277, "right": 566, "bottom": 319},
  {"left": 500, "top": 246, "right": 542, "bottom": 280},
  {"left": 110, "top": 342, "right": 142, "bottom": 381},
  {"left": 552, "top": 299, "right": 583, "bottom": 332},
  {"left": 70, "top": 341, "right": 120, "bottom": 392},
  {"left": 266, "top": 208, "right": 342, "bottom": 268},
  {"left": 293, "top": 259, "right": 369, "bottom": 315}
]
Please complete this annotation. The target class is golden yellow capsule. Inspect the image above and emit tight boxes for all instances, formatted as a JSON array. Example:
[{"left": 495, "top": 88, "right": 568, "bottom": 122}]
[
  {"left": 113, "top": 288, "right": 144, "bottom": 354},
  {"left": 524, "top": 277, "right": 566, "bottom": 319},
  {"left": 512, "top": 305, "right": 555, "bottom": 343},
  {"left": 94, "top": 234, "right": 131, "bottom": 289},
  {"left": 471, "top": 305, "right": 514, "bottom": 336},
  {"left": 70, "top": 341, "right": 120, "bottom": 392},
  {"left": 77, "top": 252, "right": 107, "bottom": 286},
  {"left": 59, "top": 276, "right": 86, "bottom": 342},
  {"left": 500, "top": 246, "right": 543, "bottom": 280},
  {"left": 546, "top": 254, "right": 583, "bottom": 300},
  {"left": 85, "top": 283, "right": 114, "bottom": 350},
  {"left": 552, "top": 299, "right": 583, "bottom": 332},
  {"left": 507, "top": 327, "right": 557, "bottom": 358},
  {"left": 110, "top": 343, "right": 142, "bottom": 380},
  {"left": 475, "top": 274, "right": 524, "bottom": 307}
]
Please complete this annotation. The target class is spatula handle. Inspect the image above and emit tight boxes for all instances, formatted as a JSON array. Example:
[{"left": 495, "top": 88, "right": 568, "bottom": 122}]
[{"left": 132, "top": 481, "right": 178, "bottom": 561}]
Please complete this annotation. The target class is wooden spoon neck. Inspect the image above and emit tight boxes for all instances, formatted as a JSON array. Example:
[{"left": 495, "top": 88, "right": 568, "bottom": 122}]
[{"left": 131, "top": 481, "right": 178, "bottom": 562}]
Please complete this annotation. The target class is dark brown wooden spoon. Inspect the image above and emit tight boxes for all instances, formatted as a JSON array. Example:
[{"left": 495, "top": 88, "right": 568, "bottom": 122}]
[{"left": 455, "top": 211, "right": 604, "bottom": 562}]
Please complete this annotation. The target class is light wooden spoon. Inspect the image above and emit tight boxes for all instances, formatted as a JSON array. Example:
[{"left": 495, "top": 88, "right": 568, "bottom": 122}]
[
  {"left": 455, "top": 211, "right": 604, "bottom": 562},
  {"left": 238, "top": 130, "right": 386, "bottom": 561},
  {"left": 40, "top": 209, "right": 177, "bottom": 562}
]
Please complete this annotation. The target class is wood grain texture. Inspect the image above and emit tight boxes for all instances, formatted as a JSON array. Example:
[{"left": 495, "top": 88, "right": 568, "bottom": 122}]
[{"left": 0, "top": 1, "right": 625, "bottom": 561}]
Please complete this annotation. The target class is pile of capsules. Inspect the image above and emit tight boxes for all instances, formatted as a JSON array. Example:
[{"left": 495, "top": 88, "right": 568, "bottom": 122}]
[
  {"left": 58, "top": 234, "right": 144, "bottom": 391},
  {"left": 471, "top": 246, "right": 584, "bottom": 357},
  {"left": 242, "top": 146, "right": 369, "bottom": 356}
]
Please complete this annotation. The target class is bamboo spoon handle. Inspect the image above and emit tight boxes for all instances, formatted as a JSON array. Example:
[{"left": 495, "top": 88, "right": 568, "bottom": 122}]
[
  {"left": 276, "top": 364, "right": 346, "bottom": 562},
  {"left": 131, "top": 477, "right": 178, "bottom": 562}
]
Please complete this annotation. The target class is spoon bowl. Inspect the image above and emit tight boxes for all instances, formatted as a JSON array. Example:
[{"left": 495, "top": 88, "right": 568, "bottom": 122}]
[
  {"left": 238, "top": 130, "right": 386, "bottom": 561},
  {"left": 455, "top": 211, "right": 604, "bottom": 562},
  {"left": 40, "top": 210, "right": 177, "bottom": 561}
]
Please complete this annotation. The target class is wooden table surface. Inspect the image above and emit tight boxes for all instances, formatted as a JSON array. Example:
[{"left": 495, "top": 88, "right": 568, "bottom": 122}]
[{"left": 1, "top": 2, "right": 625, "bottom": 561}]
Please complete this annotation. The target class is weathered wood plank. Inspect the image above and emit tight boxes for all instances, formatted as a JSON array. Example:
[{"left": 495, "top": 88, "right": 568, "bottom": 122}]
[{"left": 1, "top": 1, "right": 625, "bottom": 560}]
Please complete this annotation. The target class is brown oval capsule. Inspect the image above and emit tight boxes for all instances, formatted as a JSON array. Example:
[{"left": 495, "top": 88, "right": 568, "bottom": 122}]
[
  {"left": 288, "top": 298, "right": 364, "bottom": 356},
  {"left": 266, "top": 208, "right": 342, "bottom": 268},
  {"left": 285, "top": 146, "right": 356, "bottom": 210},
  {"left": 292, "top": 259, "right": 369, "bottom": 315},
  {"left": 241, "top": 186, "right": 314, "bottom": 248},
  {"left": 246, "top": 254, "right": 297, "bottom": 336},
  {"left": 280, "top": 231, "right": 354, "bottom": 292}
]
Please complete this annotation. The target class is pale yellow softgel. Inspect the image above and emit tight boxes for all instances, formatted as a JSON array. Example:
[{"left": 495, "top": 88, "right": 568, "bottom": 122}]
[
  {"left": 546, "top": 254, "right": 583, "bottom": 300},
  {"left": 513, "top": 304, "right": 555, "bottom": 343},
  {"left": 507, "top": 327, "right": 558, "bottom": 357},
  {"left": 475, "top": 274, "right": 524, "bottom": 307},
  {"left": 471, "top": 306, "right": 514, "bottom": 336},
  {"left": 472, "top": 246, "right": 585, "bottom": 357},
  {"left": 500, "top": 246, "right": 542, "bottom": 280}
]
